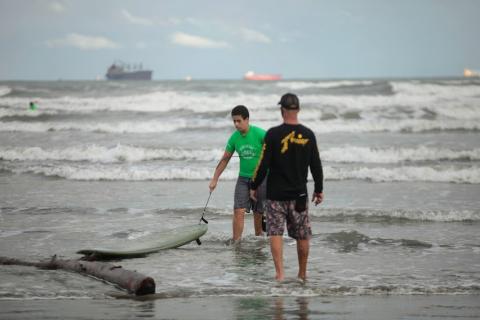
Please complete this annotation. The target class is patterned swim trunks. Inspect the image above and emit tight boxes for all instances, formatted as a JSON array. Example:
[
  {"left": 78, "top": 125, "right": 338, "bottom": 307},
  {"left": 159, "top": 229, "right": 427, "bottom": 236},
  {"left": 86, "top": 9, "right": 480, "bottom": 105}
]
[{"left": 265, "top": 199, "right": 312, "bottom": 240}]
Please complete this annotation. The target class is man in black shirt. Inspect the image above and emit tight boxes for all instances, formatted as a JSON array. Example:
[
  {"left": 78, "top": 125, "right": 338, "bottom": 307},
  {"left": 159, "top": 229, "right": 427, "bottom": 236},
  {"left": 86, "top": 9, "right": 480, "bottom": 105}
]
[{"left": 250, "top": 93, "right": 324, "bottom": 281}]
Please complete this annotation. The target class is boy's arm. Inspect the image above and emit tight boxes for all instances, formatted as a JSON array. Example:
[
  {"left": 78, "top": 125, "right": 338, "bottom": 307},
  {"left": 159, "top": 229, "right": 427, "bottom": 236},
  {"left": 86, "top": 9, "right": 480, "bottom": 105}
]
[{"left": 209, "top": 151, "right": 233, "bottom": 192}]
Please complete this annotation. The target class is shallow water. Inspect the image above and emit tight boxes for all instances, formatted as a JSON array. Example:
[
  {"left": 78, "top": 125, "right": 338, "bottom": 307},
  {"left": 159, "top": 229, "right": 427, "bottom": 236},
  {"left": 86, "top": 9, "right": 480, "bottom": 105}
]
[
  {"left": 1, "top": 180, "right": 479, "bottom": 300},
  {"left": 1, "top": 79, "right": 479, "bottom": 318}
]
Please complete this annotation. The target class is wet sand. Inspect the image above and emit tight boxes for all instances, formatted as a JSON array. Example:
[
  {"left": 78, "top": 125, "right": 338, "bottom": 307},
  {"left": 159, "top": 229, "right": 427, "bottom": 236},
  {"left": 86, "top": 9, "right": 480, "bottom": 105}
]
[{"left": 1, "top": 295, "right": 479, "bottom": 320}]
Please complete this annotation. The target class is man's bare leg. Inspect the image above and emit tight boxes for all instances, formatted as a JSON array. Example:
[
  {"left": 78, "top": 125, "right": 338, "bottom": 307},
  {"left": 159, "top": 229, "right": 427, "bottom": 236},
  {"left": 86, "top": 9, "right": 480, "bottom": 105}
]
[
  {"left": 270, "top": 235, "right": 284, "bottom": 281},
  {"left": 233, "top": 208, "right": 245, "bottom": 241},
  {"left": 253, "top": 212, "right": 264, "bottom": 236},
  {"left": 297, "top": 239, "right": 309, "bottom": 281}
]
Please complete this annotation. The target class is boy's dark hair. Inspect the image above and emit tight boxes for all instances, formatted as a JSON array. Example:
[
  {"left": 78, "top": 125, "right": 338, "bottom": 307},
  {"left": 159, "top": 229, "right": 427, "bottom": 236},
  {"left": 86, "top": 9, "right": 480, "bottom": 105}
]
[{"left": 231, "top": 105, "right": 249, "bottom": 119}]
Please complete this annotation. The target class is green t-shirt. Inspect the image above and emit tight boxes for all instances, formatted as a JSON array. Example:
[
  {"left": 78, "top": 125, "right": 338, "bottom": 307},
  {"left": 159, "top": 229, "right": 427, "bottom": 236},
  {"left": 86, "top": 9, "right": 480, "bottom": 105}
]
[{"left": 226, "top": 125, "right": 266, "bottom": 178}]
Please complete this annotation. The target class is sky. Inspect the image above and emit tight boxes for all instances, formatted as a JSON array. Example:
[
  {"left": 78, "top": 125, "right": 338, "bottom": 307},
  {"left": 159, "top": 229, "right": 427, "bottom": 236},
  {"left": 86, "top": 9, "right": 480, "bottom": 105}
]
[{"left": 0, "top": 0, "right": 479, "bottom": 80}]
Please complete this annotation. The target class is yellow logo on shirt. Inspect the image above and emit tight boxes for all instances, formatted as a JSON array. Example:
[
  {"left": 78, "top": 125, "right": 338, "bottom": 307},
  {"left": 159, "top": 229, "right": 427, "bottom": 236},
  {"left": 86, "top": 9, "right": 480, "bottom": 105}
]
[{"left": 280, "top": 131, "right": 309, "bottom": 153}]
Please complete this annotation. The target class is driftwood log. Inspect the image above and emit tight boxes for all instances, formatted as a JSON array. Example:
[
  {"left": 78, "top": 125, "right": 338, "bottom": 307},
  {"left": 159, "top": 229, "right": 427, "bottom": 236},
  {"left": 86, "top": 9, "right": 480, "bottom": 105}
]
[{"left": 0, "top": 255, "right": 155, "bottom": 296}]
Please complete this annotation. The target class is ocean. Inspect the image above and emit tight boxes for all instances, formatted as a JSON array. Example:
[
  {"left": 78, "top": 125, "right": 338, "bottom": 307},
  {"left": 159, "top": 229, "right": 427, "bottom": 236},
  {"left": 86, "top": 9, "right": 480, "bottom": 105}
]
[{"left": 0, "top": 78, "right": 479, "bottom": 319}]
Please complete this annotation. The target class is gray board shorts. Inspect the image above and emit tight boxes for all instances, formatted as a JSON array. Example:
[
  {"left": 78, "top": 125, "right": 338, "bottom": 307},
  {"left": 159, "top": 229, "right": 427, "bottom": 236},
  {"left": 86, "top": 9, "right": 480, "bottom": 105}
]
[{"left": 234, "top": 176, "right": 266, "bottom": 214}]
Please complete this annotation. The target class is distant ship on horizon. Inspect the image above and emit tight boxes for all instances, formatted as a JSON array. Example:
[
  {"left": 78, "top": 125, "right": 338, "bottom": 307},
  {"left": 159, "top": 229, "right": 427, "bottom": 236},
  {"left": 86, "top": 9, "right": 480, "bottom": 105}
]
[
  {"left": 464, "top": 68, "right": 479, "bottom": 78},
  {"left": 244, "top": 71, "right": 282, "bottom": 81},
  {"left": 106, "top": 61, "right": 152, "bottom": 80}
]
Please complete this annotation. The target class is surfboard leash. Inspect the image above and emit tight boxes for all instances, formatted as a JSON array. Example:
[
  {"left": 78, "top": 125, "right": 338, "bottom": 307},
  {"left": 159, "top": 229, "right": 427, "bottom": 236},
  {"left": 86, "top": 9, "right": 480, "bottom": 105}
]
[
  {"left": 195, "top": 192, "right": 211, "bottom": 245},
  {"left": 199, "top": 191, "right": 211, "bottom": 225}
]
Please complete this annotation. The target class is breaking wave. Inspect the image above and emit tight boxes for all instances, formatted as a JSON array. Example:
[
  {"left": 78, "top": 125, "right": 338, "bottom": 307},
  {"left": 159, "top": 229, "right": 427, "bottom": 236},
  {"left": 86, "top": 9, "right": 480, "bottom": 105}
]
[
  {"left": 0, "top": 145, "right": 224, "bottom": 163},
  {"left": 2, "top": 164, "right": 237, "bottom": 181},
  {"left": 276, "top": 80, "right": 374, "bottom": 90},
  {"left": 2, "top": 163, "right": 479, "bottom": 184},
  {"left": 2, "top": 145, "right": 479, "bottom": 164},
  {"left": 0, "top": 119, "right": 227, "bottom": 133},
  {"left": 0, "top": 86, "right": 12, "bottom": 97},
  {"left": 305, "top": 119, "right": 480, "bottom": 133},
  {"left": 1, "top": 118, "right": 479, "bottom": 134},
  {"left": 391, "top": 81, "right": 480, "bottom": 98},
  {"left": 1, "top": 80, "right": 479, "bottom": 121},
  {"left": 326, "top": 165, "right": 480, "bottom": 184},
  {"left": 322, "top": 146, "right": 480, "bottom": 163},
  {"left": 309, "top": 208, "right": 480, "bottom": 222}
]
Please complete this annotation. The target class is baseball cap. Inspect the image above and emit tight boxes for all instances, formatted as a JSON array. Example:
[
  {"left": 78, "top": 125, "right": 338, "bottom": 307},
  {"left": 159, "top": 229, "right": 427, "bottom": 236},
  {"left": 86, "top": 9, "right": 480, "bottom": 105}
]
[{"left": 278, "top": 93, "right": 299, "bottom": 109}]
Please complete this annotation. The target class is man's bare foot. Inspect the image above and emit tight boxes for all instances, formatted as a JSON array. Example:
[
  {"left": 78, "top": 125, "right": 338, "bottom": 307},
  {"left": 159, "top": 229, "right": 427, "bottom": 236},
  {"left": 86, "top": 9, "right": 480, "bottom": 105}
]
[
  {"left": 297, "top": 277, "right": 307, "bottom": 284},
  {"left": 297, "top": 273, "right": 307, "bottom": 282}
]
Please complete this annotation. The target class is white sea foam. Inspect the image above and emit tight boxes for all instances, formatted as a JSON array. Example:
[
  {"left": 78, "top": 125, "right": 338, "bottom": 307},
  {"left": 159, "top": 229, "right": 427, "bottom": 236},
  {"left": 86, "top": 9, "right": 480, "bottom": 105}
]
[
  {"left": 326, "top": 165, "right": 480, "bottom": 184},
  {"left": 0, "top": 107, "right": 61, "bottom": 118},
  {"left": 434, "top": 79, "right": 480, "bottom": 85},
  {"left": 0, "top": 86, "right": 11, "bottom": 97},
  {"left": 428, "top": 104, "right": 480, "bottom": 120},
  {"left": 4, "top": 163, "right": 479, "bottom": 183},
  {"left": 0, "top": 118, "right": 227, "bottom": 133},
  {"left": 392, "top": 81, "right": 480, "bottom": 98},
  {"left": 311, "top": 208, "right": 480, "bottom": 222},
  {"left": 1, "top": 117, "right": 478, "bottom": 134},
  {"left": 7, "top": 164, "right": 238, "bottom": 181},
  {"left": 253, "top": 108, "right": 322, "bottom": 121},
  {"left": 305, "top": 118, "right": 480, "bottom": 133},
  {"left": 1, "top": 81, "right": 480, "bottom": 123},
  {"left": 2, "top": 145, "right": 479, "bottom": 164},
  {"left": 304, "top": 94, "right": 480, "bottom": 120},
  {"left": 0, "top": 145, "right": 224, "bottom": 163},
  {"left": 322, "top": 146, "right": 480, "bottom": 163},
  {"left": 276, "top": 80, "right": 374, "bottom": 90},
  {"left": 0, "top": 91, "right": 281, "bottom": 114},
  {"left": 265, "top": 283, "right": 480, "bottom": 296}
]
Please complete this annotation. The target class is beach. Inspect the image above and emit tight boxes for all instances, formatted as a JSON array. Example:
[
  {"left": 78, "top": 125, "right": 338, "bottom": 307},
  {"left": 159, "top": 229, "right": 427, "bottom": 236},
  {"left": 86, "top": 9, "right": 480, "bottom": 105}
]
[
  {"left": 1, "top": 295, "right": 480, "bottom": 319},
  {"left": 0, "top": 79, "right": 479, "bottom": 319}
]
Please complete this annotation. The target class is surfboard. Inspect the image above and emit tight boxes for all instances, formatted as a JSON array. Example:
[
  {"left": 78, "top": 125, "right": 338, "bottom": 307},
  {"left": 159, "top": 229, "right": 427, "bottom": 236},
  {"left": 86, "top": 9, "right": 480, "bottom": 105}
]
[{"left": 77, "top": 224, "right": 208, "bottom": 258}]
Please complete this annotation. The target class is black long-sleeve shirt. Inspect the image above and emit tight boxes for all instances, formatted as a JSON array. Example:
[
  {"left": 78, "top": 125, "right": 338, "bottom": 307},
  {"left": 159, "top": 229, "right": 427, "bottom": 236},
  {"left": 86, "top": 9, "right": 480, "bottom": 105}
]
[{"left": 251, "top": 123, "right": 323, "bottom": 200}]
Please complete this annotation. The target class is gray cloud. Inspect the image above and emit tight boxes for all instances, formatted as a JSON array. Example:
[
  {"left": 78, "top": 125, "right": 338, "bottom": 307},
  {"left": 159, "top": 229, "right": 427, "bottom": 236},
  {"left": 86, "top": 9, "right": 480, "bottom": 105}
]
[
  {"left": 121, "top": 9, "right": 154, "bottom": 26},
  {"left": 171, "top": 32, "right": 230, "bottom": 49},
  {"left": 240, "top": 28, "right": 272, "bottom": 44},
  {"left": 49, "top": 1, "right": 67, "bottom": 13},
  {"left": 46, "top": 33, "right": 120, "bottom": 50}
]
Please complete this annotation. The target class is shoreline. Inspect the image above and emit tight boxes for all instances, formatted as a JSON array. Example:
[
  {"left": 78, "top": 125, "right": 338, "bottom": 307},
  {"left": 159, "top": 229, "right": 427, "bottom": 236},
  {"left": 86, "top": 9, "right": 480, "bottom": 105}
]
[{"left": 1, "top": 295, "right": 479, "bottom": 320}]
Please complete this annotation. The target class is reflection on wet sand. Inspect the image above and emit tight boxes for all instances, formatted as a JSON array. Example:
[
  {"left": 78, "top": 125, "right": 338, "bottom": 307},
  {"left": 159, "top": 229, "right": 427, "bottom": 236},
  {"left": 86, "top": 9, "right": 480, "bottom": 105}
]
[{"left": 234, "top": 296, "right": 310, "bottom": 320}]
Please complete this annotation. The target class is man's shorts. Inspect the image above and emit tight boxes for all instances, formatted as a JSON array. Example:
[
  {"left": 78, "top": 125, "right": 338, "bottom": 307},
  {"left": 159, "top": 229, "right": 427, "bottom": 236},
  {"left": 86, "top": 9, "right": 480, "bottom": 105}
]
[
  {"left": 234, "top": 176, "right": 266, "bottom": 214},
  {"left": 265, "top": 199, "right": 312, "bottom": 240}
]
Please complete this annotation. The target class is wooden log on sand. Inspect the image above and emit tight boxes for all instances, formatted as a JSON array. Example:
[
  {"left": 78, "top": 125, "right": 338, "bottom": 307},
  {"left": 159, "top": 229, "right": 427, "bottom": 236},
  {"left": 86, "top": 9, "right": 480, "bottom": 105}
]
[{"left": 0, "top": 255, "right": 155, "bottom": 296}]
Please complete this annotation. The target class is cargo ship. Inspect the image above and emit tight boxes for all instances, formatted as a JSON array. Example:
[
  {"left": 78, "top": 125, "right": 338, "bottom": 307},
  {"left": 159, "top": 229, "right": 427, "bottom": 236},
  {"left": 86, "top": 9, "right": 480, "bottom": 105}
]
[
  {"left": 106, "top": 61, "right": 152, "bottom": 80},
  {"left": 244, "top": 71, "right": 282, "bottom": 81},
  {"left": 464, "top": 68, "right": 479, "bottom": 78}
]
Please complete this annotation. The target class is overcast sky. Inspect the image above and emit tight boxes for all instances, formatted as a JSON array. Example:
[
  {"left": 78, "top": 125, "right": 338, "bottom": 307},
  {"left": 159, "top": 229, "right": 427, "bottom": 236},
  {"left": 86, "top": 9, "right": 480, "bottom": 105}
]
[{"left": 1, "top": 0, "right": 479, "bottom": 80}]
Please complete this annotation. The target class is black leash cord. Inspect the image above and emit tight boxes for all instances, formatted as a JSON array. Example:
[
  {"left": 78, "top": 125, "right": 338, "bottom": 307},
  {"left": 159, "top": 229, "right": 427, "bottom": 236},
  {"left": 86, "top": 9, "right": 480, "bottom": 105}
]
[{"left": 199, "top": 192, "right": 211, "bottom": 224}]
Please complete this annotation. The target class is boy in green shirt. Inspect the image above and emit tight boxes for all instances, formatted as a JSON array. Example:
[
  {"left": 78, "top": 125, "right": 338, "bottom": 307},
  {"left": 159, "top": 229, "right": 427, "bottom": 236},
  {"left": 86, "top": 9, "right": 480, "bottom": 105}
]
[{"left": 209, "top": 105, "right": 267, "bottom": 241}]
